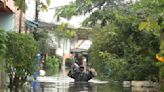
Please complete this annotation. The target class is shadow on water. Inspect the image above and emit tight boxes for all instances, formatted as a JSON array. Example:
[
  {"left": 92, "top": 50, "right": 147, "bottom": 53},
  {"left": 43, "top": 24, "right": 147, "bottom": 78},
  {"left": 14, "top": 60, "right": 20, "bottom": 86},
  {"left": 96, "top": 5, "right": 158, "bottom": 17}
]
[{"left": 69, "top": 82, "right": 95, "bottom": 92}]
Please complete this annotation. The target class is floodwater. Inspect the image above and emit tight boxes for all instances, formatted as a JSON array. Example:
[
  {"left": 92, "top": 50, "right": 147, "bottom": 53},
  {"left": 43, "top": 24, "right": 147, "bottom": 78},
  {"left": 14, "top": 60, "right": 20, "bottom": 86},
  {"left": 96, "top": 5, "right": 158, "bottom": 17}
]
[
  {"left": 36, "top": 82, "right": 130, "bottom": 92},
  {"left": 0, "top": 68, "right": 162, "bottom": 92},
  {"left": 0, "top": 76, "right": 161, "bottom": 92},
  {"left": 0, "top": 80, "right": 161, "bottom": 92},
  {"left": 32, "top": 76, "right": 125, "bottom": 92}
]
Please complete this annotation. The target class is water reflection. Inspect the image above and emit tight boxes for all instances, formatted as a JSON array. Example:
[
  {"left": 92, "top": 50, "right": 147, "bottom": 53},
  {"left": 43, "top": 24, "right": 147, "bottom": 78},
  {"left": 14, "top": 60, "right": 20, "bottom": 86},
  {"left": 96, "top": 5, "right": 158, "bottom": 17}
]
[
  {"left": 1, "top": 81, "right": 162, "bottom": 92},
  {"left": 68, "top": 82, "right": 96, "bottom": 92},
  {"left": 38, "top": 82, "right": 128, "bottom": 92}
]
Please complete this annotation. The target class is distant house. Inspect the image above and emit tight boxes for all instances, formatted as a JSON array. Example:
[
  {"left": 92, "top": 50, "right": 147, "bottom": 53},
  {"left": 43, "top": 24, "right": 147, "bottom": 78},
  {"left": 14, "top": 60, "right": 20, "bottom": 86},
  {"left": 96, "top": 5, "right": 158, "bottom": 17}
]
[{"left": 25, "top": 0, "right": 92, "bottom": 72}]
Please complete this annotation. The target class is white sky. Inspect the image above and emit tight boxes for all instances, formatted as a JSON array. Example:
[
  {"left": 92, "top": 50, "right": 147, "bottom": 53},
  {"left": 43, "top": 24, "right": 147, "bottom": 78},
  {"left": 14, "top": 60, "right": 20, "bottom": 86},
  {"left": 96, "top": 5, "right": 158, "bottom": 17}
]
[{"left": 26, "top": 0, "right": 89, "bottom": 27}]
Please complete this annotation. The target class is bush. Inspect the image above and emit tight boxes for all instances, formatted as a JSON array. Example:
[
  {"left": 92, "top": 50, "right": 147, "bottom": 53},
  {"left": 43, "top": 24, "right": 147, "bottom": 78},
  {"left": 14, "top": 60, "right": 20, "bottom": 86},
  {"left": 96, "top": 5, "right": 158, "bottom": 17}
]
[
  {"left": 0, "top": 29, "right": 7, "bottom": 57},
  {"left": 65, "top": 58, "right": 73, "bottom": 68},
  {"left": 6, "top": 32, "right": 37, "bottom": 91},
  {"left": 45, "top": 56, "right": 60, "bottom": 76}
]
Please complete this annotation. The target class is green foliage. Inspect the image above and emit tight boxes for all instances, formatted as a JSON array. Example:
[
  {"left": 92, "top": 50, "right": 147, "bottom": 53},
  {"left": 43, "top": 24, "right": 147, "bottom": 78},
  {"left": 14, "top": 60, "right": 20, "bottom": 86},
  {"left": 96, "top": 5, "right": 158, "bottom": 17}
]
[
  {"left": 55, "top": 0, "right": 163, "bottom": 81},
  {"left": 33, "top": 30, "right": 49, "bottom": 53},
  {"left": 56, "top": 3, "right": 77, "bottom": 20},
  {"left": 15, "top": 0, "right": 26, "bottom": 12},
  {"left": 139, "top": 17, "right": 159, "bottom": 31},
  {"left": 53, "top": 23, "right": 76, "bottom": 39},
  {"left": 0, "top": 29, "right": 7, "bottom": 71},
  {"left": 160, "top": 66, "right": 164, "bottom": 80},
  {"left": 0, "top": 29, "right": 7, "bottom": 57},
  {"left": 6, "top": 32, "right": 37, "bottom": 89},
  {"left": 38, "top": 0, "right": 51, "bottom": 12},
  {"left": 45, "top": 56, "right": 60, "bottom": 76},
  {"left": 65, "top": 58, "right": 73, "bottom": 68},
  {"left": 91, "top": 23, "right": 159, "bottom": 81},
  {"left": 14, "top": 0, "right": 51, "bottom": 12},
  {"left": 133, "top": 0, "right": 164, "bottom": 32},
  {"left": 6, "top": 32, "right": 37, "bottom": 74},
  {"left": 55, "top": 0, "right": 125, "bottom": 21}
]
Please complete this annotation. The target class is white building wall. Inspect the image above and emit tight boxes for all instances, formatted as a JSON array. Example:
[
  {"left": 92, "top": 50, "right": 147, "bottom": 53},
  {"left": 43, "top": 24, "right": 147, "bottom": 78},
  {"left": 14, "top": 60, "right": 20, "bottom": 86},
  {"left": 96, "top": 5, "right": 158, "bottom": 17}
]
[
  {"left": 0, "top": 12, "right": 14, "bottom": 31},
  {"left": 56, "top": 38, "right": 71, "bottom": 56},
  {"left": 46, "top": 32, "right": 72, "bottom": 56}
]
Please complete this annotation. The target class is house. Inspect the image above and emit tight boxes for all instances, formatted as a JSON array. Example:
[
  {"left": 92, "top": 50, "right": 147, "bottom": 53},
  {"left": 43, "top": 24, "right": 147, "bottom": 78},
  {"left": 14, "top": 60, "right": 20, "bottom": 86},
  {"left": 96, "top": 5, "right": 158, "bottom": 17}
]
[
  {"left": 0, "top": 0, "right": 14, "bottom": 31},
  {"left": 0, "top": 0, "right": 25, "bottom": 32}
]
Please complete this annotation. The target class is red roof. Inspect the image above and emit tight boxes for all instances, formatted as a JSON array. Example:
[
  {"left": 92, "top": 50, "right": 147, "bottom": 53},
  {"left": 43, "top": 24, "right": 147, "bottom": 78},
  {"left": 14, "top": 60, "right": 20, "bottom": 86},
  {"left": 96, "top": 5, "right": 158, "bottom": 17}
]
[{"left": 0, "top": 1, "right": 13, "bottom": 14}]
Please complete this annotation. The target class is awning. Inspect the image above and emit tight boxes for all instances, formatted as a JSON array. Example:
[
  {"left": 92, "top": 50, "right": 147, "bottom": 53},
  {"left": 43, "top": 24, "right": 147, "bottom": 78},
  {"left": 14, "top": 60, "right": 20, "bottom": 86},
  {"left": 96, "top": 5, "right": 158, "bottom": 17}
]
[
  {"left": 71, "top": 49, "right": 87, "bottom": 52},
  {"left": 71, "top": 40, "right": 92, "bottom": 53},
  {"left": 25, "top": 20, "right": 38, "bottom": 28},
  {"left": 0, "top": 1, "right": 13, "bottom": 14}
]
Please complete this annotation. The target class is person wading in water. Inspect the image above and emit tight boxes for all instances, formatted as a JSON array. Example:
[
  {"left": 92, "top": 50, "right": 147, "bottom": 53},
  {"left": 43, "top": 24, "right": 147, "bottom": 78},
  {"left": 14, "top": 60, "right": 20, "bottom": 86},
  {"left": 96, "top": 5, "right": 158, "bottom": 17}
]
[{"left": 68, "top": 65, "right": 97, "bottom": 82}]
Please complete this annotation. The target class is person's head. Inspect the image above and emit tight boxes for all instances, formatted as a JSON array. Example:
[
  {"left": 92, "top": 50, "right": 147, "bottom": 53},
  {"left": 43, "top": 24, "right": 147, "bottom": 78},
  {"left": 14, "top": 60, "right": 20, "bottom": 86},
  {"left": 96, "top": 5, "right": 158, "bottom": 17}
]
[{"left": 79, "top": 65, "right": 84, "bottom": 72}]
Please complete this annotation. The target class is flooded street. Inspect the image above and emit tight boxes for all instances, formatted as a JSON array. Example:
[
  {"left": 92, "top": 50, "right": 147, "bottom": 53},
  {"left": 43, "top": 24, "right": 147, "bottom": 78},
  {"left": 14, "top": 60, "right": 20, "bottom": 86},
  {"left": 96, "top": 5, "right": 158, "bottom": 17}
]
[
  {"left": 34, "top": 76, "right": 116, "bottom": 92},
  {"left": 0, "top": 76, "right": 161, "bottom": 92},
  {"left": 32, "top": 77, "right": 158, "bottom": 92},
  {"left": 36, "top": 82, "right": 127, "bottom": 92}
]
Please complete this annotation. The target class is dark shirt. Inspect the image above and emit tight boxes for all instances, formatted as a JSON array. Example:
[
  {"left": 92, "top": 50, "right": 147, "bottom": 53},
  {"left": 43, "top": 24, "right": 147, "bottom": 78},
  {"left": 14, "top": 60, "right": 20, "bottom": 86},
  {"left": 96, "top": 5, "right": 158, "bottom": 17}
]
[{"left": 68, "top": 70, "right": 95, "bottom": 82}]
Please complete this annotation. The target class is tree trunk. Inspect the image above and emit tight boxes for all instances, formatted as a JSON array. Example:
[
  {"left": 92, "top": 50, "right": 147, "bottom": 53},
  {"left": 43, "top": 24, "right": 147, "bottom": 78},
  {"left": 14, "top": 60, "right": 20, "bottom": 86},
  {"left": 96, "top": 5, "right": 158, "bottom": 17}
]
[
  {"left": 160, "top": 66, "right": 164, "bottom": 92},
  {"left": 9, "top": 77, "right": 14, "bottom": 92},
  {"left": 18, "top": 10, "right": 23, "bottom": 33},
  {"left": 34, "top": 0, "right": 39, "bottom": 31},
  {"left": 14, "top": 76, "right": 19, "bottom": 92},
  {"left": 62, "top": 39, "right": 66, "bottom": 76},
  {"left": 9, "top": 75, "right": 26, "bottom": 92}
]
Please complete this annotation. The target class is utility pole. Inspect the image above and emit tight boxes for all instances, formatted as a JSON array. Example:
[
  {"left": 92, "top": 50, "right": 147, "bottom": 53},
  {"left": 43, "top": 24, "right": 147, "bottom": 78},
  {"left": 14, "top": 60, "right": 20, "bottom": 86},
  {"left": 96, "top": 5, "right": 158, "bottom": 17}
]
[
  {"left": 35, "top": 0, "right": 39, "bottom": 22},
  {"left": 18, "top": 0, "right": 23, "bottom": 33}
]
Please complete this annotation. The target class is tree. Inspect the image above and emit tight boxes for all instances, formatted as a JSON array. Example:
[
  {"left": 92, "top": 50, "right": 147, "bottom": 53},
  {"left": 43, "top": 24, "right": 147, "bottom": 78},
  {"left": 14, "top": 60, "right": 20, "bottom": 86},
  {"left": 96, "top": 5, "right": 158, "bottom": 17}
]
[
  {"left": 55, "top": 0, "right": 161, "bottom": 81},
  {"left": 6, "top": 32, "right": 37, "bottom": 91},
  {"left": 135, "top": 0, "right": 164, "bottom": 59},
  {"left": 90, "top": 23, "right": 159, "bottom": 81},
  {"left": 132, "top": 0, "right": 164, "bottom": 90},
  {"left": 55, "top": 0, "right": 131, "bottom": 27}
]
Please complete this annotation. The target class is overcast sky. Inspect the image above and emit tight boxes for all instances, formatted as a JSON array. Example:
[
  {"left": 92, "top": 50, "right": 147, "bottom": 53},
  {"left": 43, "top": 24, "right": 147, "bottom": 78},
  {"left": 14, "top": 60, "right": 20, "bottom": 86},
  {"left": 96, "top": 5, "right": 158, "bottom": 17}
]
[{"left": 26, "top": 0, "right": 88, "bottom": 27}]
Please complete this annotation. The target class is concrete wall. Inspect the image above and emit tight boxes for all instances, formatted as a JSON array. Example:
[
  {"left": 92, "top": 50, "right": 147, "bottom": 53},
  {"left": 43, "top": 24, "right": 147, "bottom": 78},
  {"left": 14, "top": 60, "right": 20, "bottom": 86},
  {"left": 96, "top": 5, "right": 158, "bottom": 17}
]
[
  {"left": 0, "top": 12, "right": 14, "bottom": 31},
  {"left": 0, "top": 0, "right": 25, "bottom": 32},
  {"left": 13, "top": 10, "right": 25, "bottom": 32},
  {"left": 45, "top": 33, "right": 71, "bottom": 57},
  {"left": 56, "top": 38, "right": 71, "bottom": 56}
]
